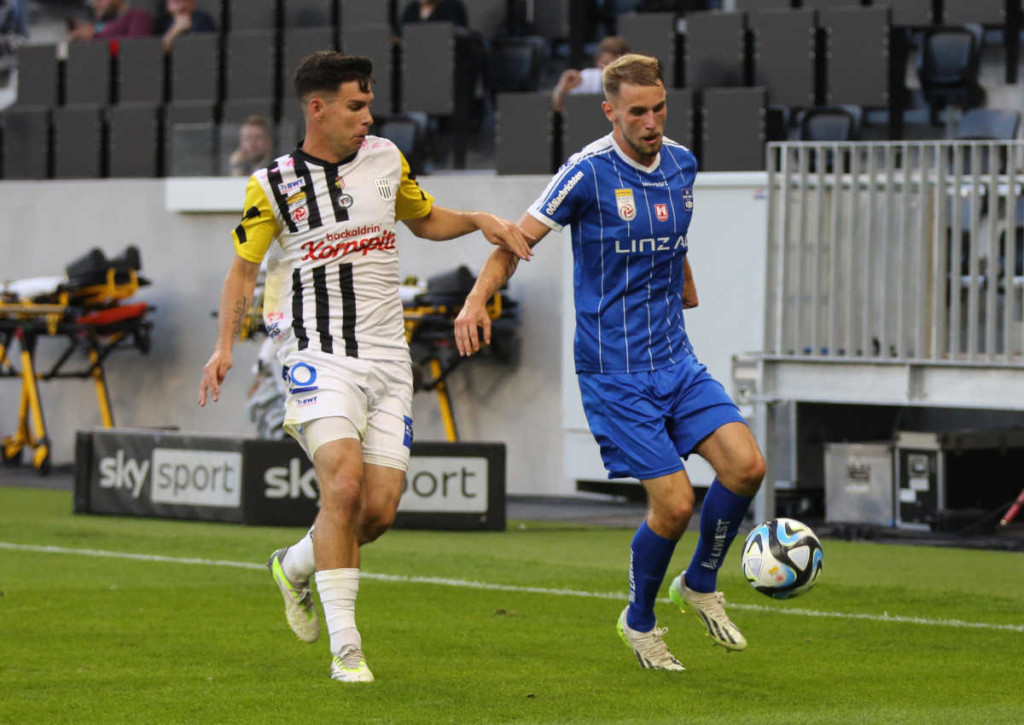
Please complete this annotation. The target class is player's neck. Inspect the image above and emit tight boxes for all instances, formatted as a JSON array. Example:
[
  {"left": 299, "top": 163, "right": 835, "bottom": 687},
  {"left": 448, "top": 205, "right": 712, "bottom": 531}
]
[
  {"left": 301, "top": 131, "right": 357, "bottom": 165},
  {"left": 612, "top": 132, "right": 657, "bottom": 169}
]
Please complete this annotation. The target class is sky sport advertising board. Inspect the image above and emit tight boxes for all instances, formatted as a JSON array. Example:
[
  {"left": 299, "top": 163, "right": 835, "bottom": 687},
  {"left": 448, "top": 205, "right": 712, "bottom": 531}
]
[{"left": 74, "top": 430, "right": 505, "bottom": 531}]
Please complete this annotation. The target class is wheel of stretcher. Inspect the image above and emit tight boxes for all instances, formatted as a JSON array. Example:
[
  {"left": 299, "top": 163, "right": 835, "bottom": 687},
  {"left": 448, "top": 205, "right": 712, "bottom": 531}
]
[{"left": 2, "top": 444, "right": 24, "bottom": 466}]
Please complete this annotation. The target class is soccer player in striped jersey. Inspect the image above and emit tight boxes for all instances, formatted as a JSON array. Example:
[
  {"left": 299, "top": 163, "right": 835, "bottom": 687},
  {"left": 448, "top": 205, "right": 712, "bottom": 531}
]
[
  {"left": 454, "top": 54, "right": 765, "bottom": 671},
  {"left": 197, "top": 52, "right": 531, "bottom": 683}
]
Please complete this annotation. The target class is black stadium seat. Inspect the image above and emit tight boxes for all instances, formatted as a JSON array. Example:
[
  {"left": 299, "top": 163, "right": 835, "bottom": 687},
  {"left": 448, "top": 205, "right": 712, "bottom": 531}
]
[
  {"left": 171, "top": 33, "right": 220, "bottom": 102},
  {"left": 340, "top": 0, "right": 390, "bottom": 26},
  {"left": 117, "top": 37, "right": 165, "bottom": 104},
  {"left": 226, "top": 30, "right": 277, "bottom": 101},
  {"left": 14, "top": 44, "right": 59, "bottom": 107},
  {"left": 750, "top": 8, "right": 817, "bottom": 109},
  {"left": 65, "top": 41, "right": 111, "bottom": 106},
  {"left": 797, "top": 105, "right": 864, "bottom": 142},
  {"left": 228, "top": 0, "right": 277, "bottom": 31},
  {"left": 107, "top": 103, "right": 161, "bottom": 178},
  {"left": 702, "top": 87, "right": 767, "bottom": 172},
  {"left": 1, "top": 106, "right": 50, "bottom": 179},
  {"left": 495, "top": 91, "right": 554, "bottom": 175},
  {"left": 618, "top": 13, "right": 678, "bottom": 88},
  {"left": 917, "top": 25, "right": 986, "bottom": 125},
  {"left": 685, "top": 11, "right": 747, "bottom": 90},
  {"left": 283, "top": 0, "right": 334, "bottom": 28},
  {"left": 53, "top": 105, "right": 104, "bottom": 179}
]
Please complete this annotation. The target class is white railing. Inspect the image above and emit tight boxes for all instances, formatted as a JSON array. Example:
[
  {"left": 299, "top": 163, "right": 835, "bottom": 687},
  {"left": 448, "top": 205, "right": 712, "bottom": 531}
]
[{"left": 765, "top": 141, "right": 1024, "bottom": 365}]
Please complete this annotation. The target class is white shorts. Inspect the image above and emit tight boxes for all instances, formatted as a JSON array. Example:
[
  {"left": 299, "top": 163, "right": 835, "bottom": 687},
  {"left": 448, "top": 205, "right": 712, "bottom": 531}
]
[{"left": 282, "top": 354, "right": 414, "bottom": 471}]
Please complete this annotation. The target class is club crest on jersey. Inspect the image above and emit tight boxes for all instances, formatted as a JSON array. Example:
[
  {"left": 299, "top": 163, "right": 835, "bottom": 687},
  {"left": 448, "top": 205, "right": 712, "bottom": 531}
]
[
  {"left": 288, "top": 191, "right": 307, "bottom": 221},
  {"left": 655, "top": 203, "right": 669, "bottom": 222},
  {"left": 682, "top": 188, "right": 694, "bottom": 210},
  {"left": 375, "top": 178, "right": 395, "bottom": 201},
  {"left": 615, "top": 188, "right": 636, "bottom": 221}
]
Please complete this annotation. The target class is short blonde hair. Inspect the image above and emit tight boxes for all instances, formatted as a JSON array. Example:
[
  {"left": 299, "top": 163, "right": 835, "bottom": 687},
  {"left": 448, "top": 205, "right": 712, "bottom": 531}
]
[{"left": 602, "top": 54, "right": 663, "bottom": 99}]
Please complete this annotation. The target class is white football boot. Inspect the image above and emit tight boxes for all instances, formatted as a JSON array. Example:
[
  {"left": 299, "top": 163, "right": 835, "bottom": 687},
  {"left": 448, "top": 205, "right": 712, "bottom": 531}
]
[
  {"left": 669, "top": 572, "right": 747, "bottom": 651},
  {"left": 616, "top": 607, "right": 685, "bottom": 671},
  {"left": 267, "top": 548, "right": 320, "bottom": 643}
]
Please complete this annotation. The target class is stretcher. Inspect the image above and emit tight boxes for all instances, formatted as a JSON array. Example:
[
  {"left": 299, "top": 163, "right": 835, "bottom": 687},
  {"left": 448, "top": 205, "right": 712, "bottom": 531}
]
[
  {"left": 402, "top": 266, "right": 518, "bottom": 442},
  {"left": 0, "top": 247, "right": 153, "bottom": 473}
]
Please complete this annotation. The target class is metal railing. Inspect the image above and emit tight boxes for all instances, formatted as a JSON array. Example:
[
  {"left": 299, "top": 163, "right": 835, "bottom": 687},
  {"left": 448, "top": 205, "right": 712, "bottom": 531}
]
[{"left": 765, "top": 140, "right": 1024, "bottom": 365}]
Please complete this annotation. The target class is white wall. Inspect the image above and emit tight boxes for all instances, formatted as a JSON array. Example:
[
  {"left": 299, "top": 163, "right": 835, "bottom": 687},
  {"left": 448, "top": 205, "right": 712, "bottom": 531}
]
[{"left": 0, "top": 172, "right": 768, "bottom": 496}]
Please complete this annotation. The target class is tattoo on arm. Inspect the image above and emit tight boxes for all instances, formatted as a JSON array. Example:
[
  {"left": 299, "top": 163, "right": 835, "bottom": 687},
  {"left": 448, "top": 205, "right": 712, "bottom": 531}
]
[{"left": 230, "top": 297, "right": 249, "bottom": 340}]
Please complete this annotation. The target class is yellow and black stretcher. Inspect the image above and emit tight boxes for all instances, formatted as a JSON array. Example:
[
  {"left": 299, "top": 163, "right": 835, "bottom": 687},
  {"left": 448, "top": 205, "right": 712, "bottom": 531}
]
[
  {"left": 402, "top": 266, "right": 518, "bottom": 443},
  {"left": 0, "top": 247, "right": 153, "bottom": 473}
]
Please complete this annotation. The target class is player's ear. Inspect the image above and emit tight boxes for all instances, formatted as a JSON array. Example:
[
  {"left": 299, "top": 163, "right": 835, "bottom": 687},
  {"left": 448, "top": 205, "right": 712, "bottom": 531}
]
[{"left": 602, "top": 100, "right": 615, "bottom": 123}]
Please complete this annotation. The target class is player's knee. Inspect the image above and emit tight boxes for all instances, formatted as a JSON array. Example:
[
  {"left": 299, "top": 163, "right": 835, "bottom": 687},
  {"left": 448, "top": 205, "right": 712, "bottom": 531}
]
[
  {"left": 358, "top": 506, "right": 396, "bottom": 545},
  {"left": 319, "top": 474, "right": 362, "bottom": 520},
  {"left": 731, "top": 453, "right": 765, "bottom": 497},
  {"left": 656, "top": 496, "right": 694, "bottom": 538}
]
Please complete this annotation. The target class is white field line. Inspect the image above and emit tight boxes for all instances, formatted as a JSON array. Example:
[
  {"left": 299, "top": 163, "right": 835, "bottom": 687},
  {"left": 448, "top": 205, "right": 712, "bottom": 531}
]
[{"left": 3, "top": 541, "right": 1022, "bottom": 634}]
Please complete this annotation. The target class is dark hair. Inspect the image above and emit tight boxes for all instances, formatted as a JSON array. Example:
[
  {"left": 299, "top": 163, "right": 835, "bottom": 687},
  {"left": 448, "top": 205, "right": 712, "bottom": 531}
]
[{"left": 293, "top": 52, "right": 374, "bottom": 99}]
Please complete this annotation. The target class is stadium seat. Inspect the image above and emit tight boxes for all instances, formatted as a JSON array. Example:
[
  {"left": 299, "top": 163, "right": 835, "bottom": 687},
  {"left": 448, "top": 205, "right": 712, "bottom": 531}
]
[
  {"left": 165, "top": 101, "right": 218, "bottom": 176},
  {"left": 283, "top": 28, "right": 335, "bottom": 97},
  {"left": 917, "top": 25, "right": 985, "bottom": 126},
  {"left": 402, "top": 22, "right": 459, "bottom": 116},
  {"left": 222, "top": 98, "right": 275, "bottom": 123},
  {"left": 821, "top": 6, "right": 893, "bottom": 109},
  {"left": 943, "top": 0, "right": 1020, "bottom": 83},
  {"left": 562, "top": 92, "right": 611, "bottom": 164},
  {"left": 701, "top": 87, "right": 767, "bottom": 171},
  {"left": 283, "top": 0, "right": 334, "bottom": 28},
  {"left": 340, "top": 0, "right": 390, "bottom": 26},
  {"left": 887, "top": 0, "right": 934, "bottom": 27},
  {"left": 954, "top": 108, "right": 1021, "bottom": 141},
  {"left": 495, "top": 91, "right": 554, "bottom": 174},
  {"left": 228, "top": 0, "right": 277, "bottom": 31},
  {"left": 797, "top": 105, "right": 864, "bottom": 142},
  {"left": 533, "top": 0, "right": 570, "bottom": 40},
  {"left": 486, "top": 37, "right": 545, "bottom": 97},
  {"left": 117, "top": 37, "right": 165, "bottom": 104},
  {"left": 684, "top": 10, "right": 748, "bottom": 90},
  {"left": 65, "top": 41, "right": 111, "bottom": 106},
  {"left": 1, "top": 106, "right": 50, "bottom": 179},
  {"left": 735, "top": 0, "right": 788, "bottom": 9},
  {"left": 226, "top": 30, "right": 277, "bottom": 101},
  {"left": 340, "top": 23, "right": 393, "bottom": 114},
  {"left": 749, "top": 8, "right": 817, "bottom": 109},
  {"left": 14, "top": 44, "right": 58, "bottom": 108},
  {"left": 376, "top": 115, "right": 426, "bottom": 173},
  {"left": 197, "top": 0, "right": 225, "bottom": 28},
  {"left": 170, "top": 33, "right": 220, "bottom": 102},
  {"left": 664, "top": 88, "right": 695, "bottom": 151},
  {"left": 53, "top": 105, "right": 104, "bottom": 179},
  {"left": 107, "top": 103, "right": 161, "bottom": 178},
  {"left": 466, "top": 0, "right": 507, "bottom": 39},
  {"left": 618, "top": 12, "right": 679, "bottom": 87}
]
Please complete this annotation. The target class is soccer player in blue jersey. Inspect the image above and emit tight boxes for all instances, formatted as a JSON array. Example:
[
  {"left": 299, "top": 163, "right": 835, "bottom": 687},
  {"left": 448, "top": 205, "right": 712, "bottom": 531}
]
[{"left": 454, "top": 54, "right": 765, "bottom": 671}]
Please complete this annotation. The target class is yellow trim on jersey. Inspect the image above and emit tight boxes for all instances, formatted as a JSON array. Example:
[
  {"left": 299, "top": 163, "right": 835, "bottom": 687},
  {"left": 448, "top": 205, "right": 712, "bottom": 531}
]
[
  {"left": 232, "top": 175, "right": 280, "bottom": 263},
  {"left": 395, "top": 151, "right": 434, "bottom": 222}
]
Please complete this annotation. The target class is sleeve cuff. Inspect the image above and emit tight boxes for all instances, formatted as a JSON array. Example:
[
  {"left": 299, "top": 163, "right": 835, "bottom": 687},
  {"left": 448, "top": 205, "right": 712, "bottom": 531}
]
[{"left": 527, "top": 206, "right": 564, "bottom": 233}]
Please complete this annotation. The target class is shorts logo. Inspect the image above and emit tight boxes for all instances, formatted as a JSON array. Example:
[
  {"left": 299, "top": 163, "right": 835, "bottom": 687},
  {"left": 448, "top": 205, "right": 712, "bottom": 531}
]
[
  {"left": 375, "top": 178, "right": 395, "bottom": 200},
  {"left": 403, "top": 415, "right": 413, "bottom": 448},
  {"left": 288, "top": 362, "right": 319, "bottom": 395},
  {"left": 682, "top": 188, "right": 694, "bottom": 210},
  {"left": 655, "top": 203, "right": 669, "bottom": 222},
  {"left": 615, "top": 188, "right": 636, "bottom": 221}
]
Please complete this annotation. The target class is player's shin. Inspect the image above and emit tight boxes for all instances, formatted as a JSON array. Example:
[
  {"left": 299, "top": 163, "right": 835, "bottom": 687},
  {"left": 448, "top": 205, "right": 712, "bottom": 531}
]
[
  {"left": 683, "top": 479, "right": 752, "bottom": 593},
  {"left": 316, "top": 568, "right": 361, "bottom": 651},
  {"left": 282, "top": 527, "right": 316, "bottom": 583},
  {"left": 626, "top": 521, "right": 678, "bottom": 632}
]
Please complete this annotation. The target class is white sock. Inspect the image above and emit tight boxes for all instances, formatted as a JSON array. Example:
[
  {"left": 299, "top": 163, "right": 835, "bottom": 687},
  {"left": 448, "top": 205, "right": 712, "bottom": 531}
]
[
  {"left": 316, "top": 568, "right": 361, "bottom": 654},
  {"left": 282, "top": 528, "right": 315, "bottom": 584}
]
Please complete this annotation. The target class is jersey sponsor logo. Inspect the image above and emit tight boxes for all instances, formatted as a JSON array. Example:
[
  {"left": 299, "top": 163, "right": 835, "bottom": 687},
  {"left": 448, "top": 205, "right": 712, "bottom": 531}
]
[
  {"left": 337, "top": 194, "right": 355, "bottom": 209},
  {"left": 376, "top": 178, "right": 395, "bottom": 200},
  {"left": 288, "top": 362, "right": 318, "bottom": 394},
  {"left": 615, "top": 188, "right": 636, "bottom": 221},
  {"left": 300, "top": 229, "right": 397, "bottom": 261},
  {"left": 683, "top": 188, "right": 694, "bottom": 210},
  {"left": 278, "top": 178, "right": 306, "bottom": 195},
  {"left": 655, "top": 203, "right": 669, "bottom": 222},
  {"left": 545, "top": 170, "right": 585, "bottom": 215},
  {"left": 614, "top": 235, "right": 688, "bottom": 254}
]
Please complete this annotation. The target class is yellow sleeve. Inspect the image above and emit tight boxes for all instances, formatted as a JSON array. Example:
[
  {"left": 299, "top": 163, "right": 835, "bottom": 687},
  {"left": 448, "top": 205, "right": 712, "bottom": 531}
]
[
  {"left": 395, "top": 151, "right": 434, "bottom": 222},
  {"left": 232, "top": 175, "right": 280, "bottom": 263}
]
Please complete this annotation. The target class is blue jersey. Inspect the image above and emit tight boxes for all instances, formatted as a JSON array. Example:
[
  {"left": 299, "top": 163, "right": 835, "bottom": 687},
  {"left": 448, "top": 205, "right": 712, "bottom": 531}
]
[{"left": 528, "top": 134, "right": 698, "bottom": 374}]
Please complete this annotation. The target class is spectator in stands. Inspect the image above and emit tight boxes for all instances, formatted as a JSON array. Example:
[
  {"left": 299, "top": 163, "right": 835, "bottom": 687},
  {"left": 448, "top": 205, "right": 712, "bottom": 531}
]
[
  {"left": 68, "top": 0, "right": 153, "bottom": 42},
  {"left": 0, "top": 0, "right": 28, "bottom": 41},
  {"left": 227, "top": 116, "right": 274, "bottom": 177},
  {"left": 551, "top": 36, "right": 629, "bottom": 113},
  {"left": 399, "top": 0, "right": 467, "bottom": 28},
  {"left": 155, "top": 0, "right": 216, "bottom": 52}
]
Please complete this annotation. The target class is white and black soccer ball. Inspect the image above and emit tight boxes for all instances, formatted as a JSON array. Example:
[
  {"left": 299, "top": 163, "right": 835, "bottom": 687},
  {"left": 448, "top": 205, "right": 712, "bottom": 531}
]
[{"left": 741, "top": 518, "right": 824, "bottom": 600}]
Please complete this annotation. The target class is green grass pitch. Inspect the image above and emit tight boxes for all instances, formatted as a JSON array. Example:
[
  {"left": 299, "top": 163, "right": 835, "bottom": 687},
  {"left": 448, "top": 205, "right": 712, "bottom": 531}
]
[{"left": 1, "top": 487, "right": 1023, "bottom": 724}]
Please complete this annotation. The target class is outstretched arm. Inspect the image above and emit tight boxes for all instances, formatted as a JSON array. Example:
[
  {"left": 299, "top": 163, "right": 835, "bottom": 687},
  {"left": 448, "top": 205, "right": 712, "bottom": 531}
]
[
  {"left": 454, "top": 213, "right": 550, "bottom": 356},
  {"left": 198, "top": 255, "right": 261, "bottom": 406},
  {"left": 402, "top": 205, "right": 533, "bottom": 260}
]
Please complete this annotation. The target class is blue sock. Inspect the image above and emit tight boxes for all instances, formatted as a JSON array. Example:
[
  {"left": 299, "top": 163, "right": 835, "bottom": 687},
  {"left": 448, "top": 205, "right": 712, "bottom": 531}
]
[
  {"left": 626, "top": 521, "right": 678, "bottom": 632},
  {"left": 683, "top": 479, "right": 753, "bottom": 594}
]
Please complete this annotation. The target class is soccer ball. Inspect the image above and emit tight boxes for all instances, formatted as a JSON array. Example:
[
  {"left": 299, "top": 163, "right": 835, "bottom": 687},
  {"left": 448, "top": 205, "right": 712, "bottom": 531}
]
[{"left": 740, "top": 518, "right": 824, "bottom": 599}]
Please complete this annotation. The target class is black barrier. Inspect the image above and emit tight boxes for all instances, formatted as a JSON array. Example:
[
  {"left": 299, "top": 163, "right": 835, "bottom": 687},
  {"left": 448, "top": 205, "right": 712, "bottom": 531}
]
[{"left": 75, "top": 429, "right": 506, "bottom": 531}]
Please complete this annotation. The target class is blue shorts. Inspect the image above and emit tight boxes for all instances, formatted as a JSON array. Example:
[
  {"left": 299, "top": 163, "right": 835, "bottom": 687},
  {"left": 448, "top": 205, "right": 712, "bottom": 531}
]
[{"left": 577, "top": 356, "right": 746, "bottom": 481}]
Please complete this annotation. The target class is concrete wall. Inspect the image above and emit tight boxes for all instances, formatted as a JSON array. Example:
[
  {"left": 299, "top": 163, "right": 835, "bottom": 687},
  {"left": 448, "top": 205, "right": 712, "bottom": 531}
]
[{"left": 0, "top": 172, "right": 768, "bottom": 496}]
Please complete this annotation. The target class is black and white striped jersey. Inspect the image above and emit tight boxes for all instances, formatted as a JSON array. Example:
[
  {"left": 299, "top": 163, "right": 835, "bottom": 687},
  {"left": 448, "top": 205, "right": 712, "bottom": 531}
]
[{"left": 232, "top": 137, "right": 433, "bottom": 361}]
